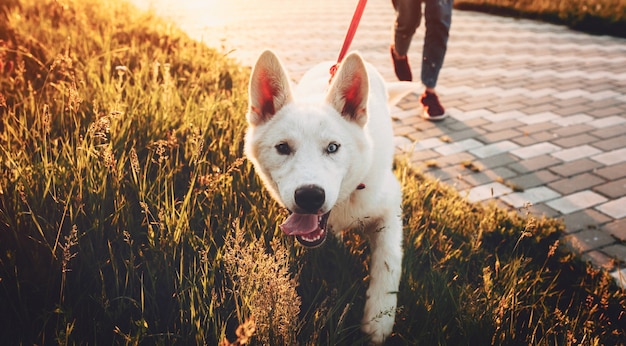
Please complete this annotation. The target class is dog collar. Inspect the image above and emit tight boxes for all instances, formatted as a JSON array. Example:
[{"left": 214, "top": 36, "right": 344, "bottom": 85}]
[{"left": 356, "top": 183, "right": 366, "bottom": 190}]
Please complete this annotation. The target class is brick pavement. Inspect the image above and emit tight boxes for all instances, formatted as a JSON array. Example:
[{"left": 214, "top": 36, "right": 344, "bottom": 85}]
[{"left": 131, "top": 0, "right": 626, "bottom": 287}]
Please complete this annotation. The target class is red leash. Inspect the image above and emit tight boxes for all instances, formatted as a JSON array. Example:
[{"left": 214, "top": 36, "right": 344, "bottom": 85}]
[{"left": 329, "top": 0, "right": 368, "bottom": 81}]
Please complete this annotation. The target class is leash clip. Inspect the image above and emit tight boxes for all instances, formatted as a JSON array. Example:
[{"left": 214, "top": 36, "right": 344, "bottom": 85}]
[
  {"left": 328, "top": 0, "right": 368, "bottom": 84},
  {"left": 329, "top": 63, "right": 340, "bottom": 84}
]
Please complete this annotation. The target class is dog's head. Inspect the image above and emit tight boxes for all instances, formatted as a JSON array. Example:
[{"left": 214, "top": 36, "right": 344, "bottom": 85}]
[{"left": 244, "top": 50, "right": 372, "bottom": 247}]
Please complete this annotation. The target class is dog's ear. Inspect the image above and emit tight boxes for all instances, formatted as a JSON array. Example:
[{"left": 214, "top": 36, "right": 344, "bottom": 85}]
[
  {"left": 326, "top": 52, "right": 369, "bottom": 127},
  {"left": 248, "top": 50, "right": 293, "bottom": 126}
]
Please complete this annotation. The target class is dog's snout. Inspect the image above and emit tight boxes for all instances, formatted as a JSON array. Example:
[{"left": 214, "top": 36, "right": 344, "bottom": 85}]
[{"left": 294, "top": 185, "right": 325, "bottom": 213}]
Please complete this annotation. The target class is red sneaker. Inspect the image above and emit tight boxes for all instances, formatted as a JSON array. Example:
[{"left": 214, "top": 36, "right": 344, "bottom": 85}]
[
  {"left": 420, "top": 91, "right": 448, "bottom": 121},
  {"left": 390, "top": 45, "right": 412, "bottom": 82}
]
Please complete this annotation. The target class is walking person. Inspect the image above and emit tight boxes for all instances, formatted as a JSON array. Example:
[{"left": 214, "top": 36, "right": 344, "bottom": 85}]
[{"left": 390, "top": 0, "right": 453, "bottom": 121}]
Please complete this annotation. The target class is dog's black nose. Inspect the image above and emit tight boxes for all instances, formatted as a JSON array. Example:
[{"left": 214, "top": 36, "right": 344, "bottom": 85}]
[{"left": 294, "top": 185, "right": 325, "bottom": 213}]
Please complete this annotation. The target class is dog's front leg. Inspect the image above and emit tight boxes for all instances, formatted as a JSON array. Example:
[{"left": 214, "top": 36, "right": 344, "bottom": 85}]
[{"left": 361, "top": 213, "right": 403, "bottom": 344}]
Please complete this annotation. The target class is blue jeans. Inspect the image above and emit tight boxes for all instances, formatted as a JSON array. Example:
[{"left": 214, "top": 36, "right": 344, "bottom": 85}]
[{"left": 392, "top": 0, "right": 453, "bottom": 88}]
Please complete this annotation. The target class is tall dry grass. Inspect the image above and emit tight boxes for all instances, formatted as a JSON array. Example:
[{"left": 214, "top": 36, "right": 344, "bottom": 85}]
[{"left": 455, "top": 0, "right": 626, "bottom": 37}]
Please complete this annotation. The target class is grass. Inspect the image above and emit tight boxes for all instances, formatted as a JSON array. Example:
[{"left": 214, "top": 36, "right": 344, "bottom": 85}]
[
  {"left": 455, "top": 0, "right": 626, "bottom": 38},
  {"left": 0, "top": 0, "right": 625, "bottom": 344}
]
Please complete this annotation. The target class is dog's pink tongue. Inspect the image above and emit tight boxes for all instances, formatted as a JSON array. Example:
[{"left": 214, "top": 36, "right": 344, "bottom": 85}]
[{"left": 280, "top": 213, "right": 318, "bottom": 236}]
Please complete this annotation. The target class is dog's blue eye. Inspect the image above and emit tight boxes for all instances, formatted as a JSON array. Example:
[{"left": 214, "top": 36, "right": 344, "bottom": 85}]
[
  {"left": 327, "top": 143, "right": 340, "bottom": 154},
  {"left": 275, "top": 142, "right": 291, "bottom": 155}
]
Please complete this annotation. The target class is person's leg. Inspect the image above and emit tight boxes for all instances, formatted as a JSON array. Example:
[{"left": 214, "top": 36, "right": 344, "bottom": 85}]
[
  {"left": 419, "top": 0, "right": 452, "bottom": 121},
  {"left": 421, "top": 0, "right": 453, "bottom": 89},
  {"left": 390, "top": 0, "right": 423, "bottom": 81},
  {"left": 392, "top": 0, "right": 422, "bottom": 56}
]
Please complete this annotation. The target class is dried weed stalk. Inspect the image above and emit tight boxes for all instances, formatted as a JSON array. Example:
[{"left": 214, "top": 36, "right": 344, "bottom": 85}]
[{"left": 223, "top": 224, "right": 301, "bottom": 345}]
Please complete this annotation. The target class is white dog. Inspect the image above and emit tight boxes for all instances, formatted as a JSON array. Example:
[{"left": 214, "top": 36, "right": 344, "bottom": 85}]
[{"left": 244, "top": 50, "right": 403, "bottom": 344}]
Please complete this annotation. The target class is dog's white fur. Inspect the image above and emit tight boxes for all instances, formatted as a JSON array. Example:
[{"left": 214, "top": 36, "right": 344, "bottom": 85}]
[{"left": 244, "top": 50, "right": 403, "bottom": 344}]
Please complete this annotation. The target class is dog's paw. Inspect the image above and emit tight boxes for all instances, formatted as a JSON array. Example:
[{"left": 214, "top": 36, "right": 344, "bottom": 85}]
[{"left": 361, "top": 297, "right": 396, "bottom": 345}]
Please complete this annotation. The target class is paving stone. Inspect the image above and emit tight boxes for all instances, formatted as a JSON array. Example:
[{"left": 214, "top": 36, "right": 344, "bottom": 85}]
[
  {"left": 500, "top": 186, "right": 561, "bottom": 208},
  {"left": 469, "top": 140, "right": 520, "bottom": 158},
  {"left": 553, "top": 89, "right": 590, "bottom": 100},
  {"left": 548, "top": 173, "right": 606, "bottom": 195},
  {"left": 511, "top": 132, "right": 553, "bottom": 146},
  {"left": 488, "top": 102, "right": 527, "bottom": 114},
  {"left": 582, "top": 250, "right": 618, "bottom": 271},
  {"left": 490, "top": 166, "right": 518, "bottom": 179},
  {"left": 529, "top": 131, "right": 559, "bottom": 143},
  {"left": 414, "top": 137, "right": 447, "bottom": 150},
  {"left": 445, "top": 120, "right": 474, "bottom": 132},
  {"left": 585, "top": 80, "right": 620, "bottom": 93},
  {"left": 447, "top": 128, "right": 487, "bottom": 142},
  {"left": 594, "top": 162, "right": 626, "bottom": 180},
  {"left": 548, "top": 158, "right": 603, "bottom": 178},
  {"left": 461, "top": 167, "right": 516, "bottom": 186},
  {"left": 551, "top": 124, "right": 595, "bottom": 137},
  {"left": 562, "top": 209, "right": 612, "bottom": 233},
  {"left": 482, "top": 119, "right": 528, "bottom": 133},
  {"left": 416, "top": 127, "right": 448, "bottom": 139},
  {"left": 590, "top": 124, "right": 626, "bottom": 139},
  {"left": 596, "top": 197, "right": 626, "bottom": 219},
  {"left": 401, "top": 116, "right": 431, "bottom": 128},
  {"left": 593, "top": 177, "right": 626, "bottom": 199},
  {"left": 513, "top": 202, "right": 561, "bottom": 218},
  {"left": 588, "top": 106, "right": 623, "bottom": 117},
  {"left": 484, "top": 110, "right": 526, "bottom": 123},
  {"left": 586, "top": 97, "right": 625, "bottom": 109},
  {"left": 523, "top": 104, "right": 560, "bottom": 114},
  {"left": 391, "top": 108, "right": 421, "bottom": 120},
  {"left": 523, "top": 94, "right": 558, "bottom": 104},
  {"left": 610, "top": 268, "right": 626, "bottom": 289},
  {"left": 561, "top": 229, "right": 616, "bottom": 254},
  {"left": 394, "top": 136, "right": 415, "bottom": 153},
  {"left": 603, "top": 218, "right": 626, "bottom": 241},
  {"left": 553, "top": 106, "right": 593, "bottom": 117},
  {"left": 492, "top": 198, "right": 513, "bottom": 211},
  {"left": 426, "top": 166, "right": 466, "bottom": 182},
  {"left": 451, "top": 108, "right": 494, "bottom": 121},
  {"left": 551, "top": 144, "right": 603, "bottom": 162},
  {"left": 588, "top": 115, "right": 626, "bottom": 128},
  {"left": 507, "top": 170, "right": 560, "bottom": 190},
  {"left": 517, "top": 122, "right": 561, "bottom": 136},
  {"left": 587, "top": 90, "right": 623, "bottom": 101},
  {"left": 410, "top": 149, "right": 440, "bottom": 163},
  {"left": 393, "top": 125, "right": 416, "bottom": 138},
  {"left": 396, "top": 100, "right": 421, "bottom": 113},
  {"left": 462, "top": 93, "right": 501, "bottom": 104},
  {"left": 592, "top": 134, "right": 626, "bottom": 151},
  {"left": 508, "top": 155, "right": 562, "bottom": 174},
  {"left": 591, "top": 148, "right": 626, "bottom": 165},
  {"left": 510, "top": 142, "right": 562, "bottom": 159},
  {"left": 463, "top": 117, "right": 491, "bottom": 128},
  {"left": 518, "top": 111, "right": 560, "bottom": 124},
  {"left": 602, "top": 244, "right": 626, "bottom": 264},
  {"left": 552, "top": 133, "right": 599, "bottom": 148},
  {"left": 434, "top": 138, "right": 484, "bottom": 156},
  {"left": 511, "top": 133, "right": 541, "bottom": 147},
  {"left": 477, "top": 153, "right": 518, "bottom": 169},
  {"left": 478, "top": 129, "right": 523, "bottom": 143},
  {"left": 467, "top": 182, "right": 512, "bottom": 203},
  {"left": 546, "top": 190, "right": 608, "bottom": 214},
  {"left": 406, "top": 131, "right": 426, "bottom": 142},
  {"left": 552, "top": 95, "right": 588, "bottom": 108},
  {"left": 436, "top": 152, "right": 478, "bottom": 168}
]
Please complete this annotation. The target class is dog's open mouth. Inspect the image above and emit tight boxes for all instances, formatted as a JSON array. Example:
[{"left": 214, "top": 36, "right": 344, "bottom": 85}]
[{"left": 279, "top": 211, "right": 330, "bottom": 248}]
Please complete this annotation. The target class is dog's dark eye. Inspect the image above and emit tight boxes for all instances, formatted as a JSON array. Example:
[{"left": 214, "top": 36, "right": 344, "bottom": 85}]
[
  {"left": 275, "top": 142, "right": 292, "bottom": 155},
  {"left": 326, "top": 143, "right": 340, "bottom": 154}
]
